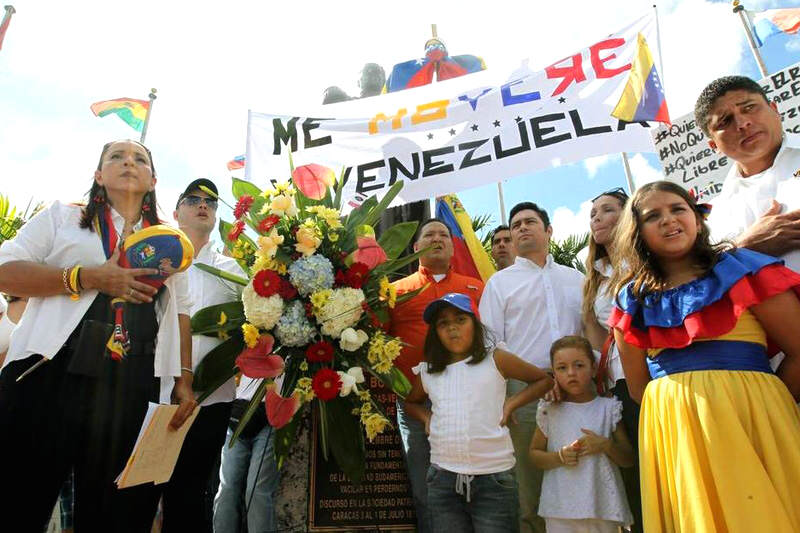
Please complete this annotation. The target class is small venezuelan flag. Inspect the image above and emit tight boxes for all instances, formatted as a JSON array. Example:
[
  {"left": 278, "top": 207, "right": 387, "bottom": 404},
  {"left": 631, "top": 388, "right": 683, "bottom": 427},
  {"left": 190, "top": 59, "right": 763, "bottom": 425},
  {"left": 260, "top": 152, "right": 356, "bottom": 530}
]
[
  {"left": 611, "top": 33, "right": 670, "bottom": 125},
  {"left": 227, "top": 154, "right": 246, "bottom": 171},
  {"left": 90, "top": 98, "right": 150, "bottom": 132},
  {"left": 750, "top": 8, "right": 800, "bottom": 47},
  {"left": 435, "top": 194, "right": 496, "bottom": 282}
]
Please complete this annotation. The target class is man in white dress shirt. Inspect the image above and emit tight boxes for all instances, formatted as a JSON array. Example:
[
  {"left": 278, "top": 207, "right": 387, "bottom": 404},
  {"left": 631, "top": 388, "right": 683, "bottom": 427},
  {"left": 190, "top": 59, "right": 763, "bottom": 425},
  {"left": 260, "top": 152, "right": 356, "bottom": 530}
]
[
  {"left": 157, "top": 178, "right": 247, "bottom": 531},
  {"left": 479, "top": 202, "right": 584, "bottom": 533},
  {"left": 696, "top": 75, "right": 800, "bottom": 273}
]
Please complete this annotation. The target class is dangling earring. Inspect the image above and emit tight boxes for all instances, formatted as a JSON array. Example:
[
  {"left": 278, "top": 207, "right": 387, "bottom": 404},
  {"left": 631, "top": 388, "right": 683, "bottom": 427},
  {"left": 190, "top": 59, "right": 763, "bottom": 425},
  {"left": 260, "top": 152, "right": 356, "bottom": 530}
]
[
  {"left": 93, "top": 187, "right": 106, "bottom": 204},
  {"left": 142, "top": 192, "right": 151, "bottom": 213}
]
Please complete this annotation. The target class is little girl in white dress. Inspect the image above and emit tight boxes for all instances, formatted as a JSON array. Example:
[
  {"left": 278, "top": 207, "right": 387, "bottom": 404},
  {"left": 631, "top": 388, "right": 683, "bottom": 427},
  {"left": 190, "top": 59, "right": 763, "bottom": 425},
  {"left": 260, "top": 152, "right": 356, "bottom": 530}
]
[{"left": 530, "top": 336, "right": 634, "bottom": 533}]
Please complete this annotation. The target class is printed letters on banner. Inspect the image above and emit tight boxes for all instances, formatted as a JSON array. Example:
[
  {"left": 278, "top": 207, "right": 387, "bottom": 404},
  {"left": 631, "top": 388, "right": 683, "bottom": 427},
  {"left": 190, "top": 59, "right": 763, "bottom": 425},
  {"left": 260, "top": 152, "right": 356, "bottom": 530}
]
[{"left": 247, "top": 14, "right": 659, "bottom": 208}]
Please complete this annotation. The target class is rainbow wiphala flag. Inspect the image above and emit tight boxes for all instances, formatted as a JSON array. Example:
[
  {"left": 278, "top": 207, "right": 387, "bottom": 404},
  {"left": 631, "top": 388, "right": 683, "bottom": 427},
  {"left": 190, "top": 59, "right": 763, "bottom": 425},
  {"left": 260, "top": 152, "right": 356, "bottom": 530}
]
[{"left": 90, "top": 98, "right": 150, "bottom": 132}]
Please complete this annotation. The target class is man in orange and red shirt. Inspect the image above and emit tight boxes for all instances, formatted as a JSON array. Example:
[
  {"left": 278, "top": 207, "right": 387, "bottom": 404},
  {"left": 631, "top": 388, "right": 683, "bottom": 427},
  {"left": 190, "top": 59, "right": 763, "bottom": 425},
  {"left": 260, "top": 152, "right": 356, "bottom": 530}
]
[{"left": 388, "top": 218, "right": 483, "bottom": 533}]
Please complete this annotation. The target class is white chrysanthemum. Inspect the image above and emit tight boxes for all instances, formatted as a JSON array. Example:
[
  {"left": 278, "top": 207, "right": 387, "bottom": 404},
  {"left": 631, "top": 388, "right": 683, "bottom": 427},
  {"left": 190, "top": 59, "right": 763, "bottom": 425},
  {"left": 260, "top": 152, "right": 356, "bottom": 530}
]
[
  {"left": 242, "top": 282, "right": 284, "bottom": 330},
  {"left": 315, "top": 287, "right": 365, "bottom": 338}
]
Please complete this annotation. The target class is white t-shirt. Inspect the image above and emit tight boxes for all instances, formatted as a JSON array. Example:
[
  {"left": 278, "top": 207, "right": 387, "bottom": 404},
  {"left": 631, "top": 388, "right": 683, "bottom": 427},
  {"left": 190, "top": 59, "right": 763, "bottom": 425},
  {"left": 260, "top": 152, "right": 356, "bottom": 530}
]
[
  {"left": 592, "top": 259, "right": 624, "bottom": 384},
  {"left": 0, "top": 201, "right": 192, "bottom": 378},
  {"left": 708, "top": 134, "right": 800, "bottom": 273},
  {"left": 536, "top": 397, "right": 632, "bottom": 526},
  {"left": 413, "top": 351, "right": 515, "bottom": 475}
]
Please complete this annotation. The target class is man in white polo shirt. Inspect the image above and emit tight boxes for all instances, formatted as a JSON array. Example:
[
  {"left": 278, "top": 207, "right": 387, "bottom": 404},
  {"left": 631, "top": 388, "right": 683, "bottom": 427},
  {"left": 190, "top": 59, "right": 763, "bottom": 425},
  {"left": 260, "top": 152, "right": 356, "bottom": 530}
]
[
  {"left": 157, "top": 178, "right": 248, "bottom": 531},
  {"left": 479, "top": 201, "right": 584, "bottom": 533},
  {"left": 696, "top": 75, "right": 800, "bottom": 272}
]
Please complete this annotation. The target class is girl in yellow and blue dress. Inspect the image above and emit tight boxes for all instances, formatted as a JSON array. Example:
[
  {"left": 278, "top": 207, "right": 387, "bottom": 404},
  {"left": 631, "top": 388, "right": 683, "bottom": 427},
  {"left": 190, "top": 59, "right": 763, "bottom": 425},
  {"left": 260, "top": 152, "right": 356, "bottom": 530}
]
[{"left": 608, "top": 180, "right": 800, "bottom": 533}]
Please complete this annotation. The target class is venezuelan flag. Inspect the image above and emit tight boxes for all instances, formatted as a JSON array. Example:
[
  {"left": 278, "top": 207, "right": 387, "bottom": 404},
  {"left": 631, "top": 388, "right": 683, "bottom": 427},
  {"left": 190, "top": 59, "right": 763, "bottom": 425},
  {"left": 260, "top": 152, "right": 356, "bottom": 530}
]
[
  {"left": 750, "top": 8, "right": 800, "bottom": 47},
  {"left": 611, "top": 33, "right": 670, "bottom": 125},
  {"left": 386, "top": 41, "right": 486, "bottom": 93},
  {"left": 435, "top": 194, "right": 496, "bottom": 282},
  {"left": 227, "top": 154, "right": 246, "bottom": 171},
  {"left": 90, "top": 98, "right": 150, "bottom": 132}
]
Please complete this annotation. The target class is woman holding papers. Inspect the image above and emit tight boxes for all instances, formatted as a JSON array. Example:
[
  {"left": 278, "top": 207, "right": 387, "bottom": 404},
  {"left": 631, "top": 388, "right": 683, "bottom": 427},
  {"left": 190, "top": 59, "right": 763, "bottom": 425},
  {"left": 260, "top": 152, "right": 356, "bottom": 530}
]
[{"left": 0, "top": 140, "right": 195, "bottom": 532}]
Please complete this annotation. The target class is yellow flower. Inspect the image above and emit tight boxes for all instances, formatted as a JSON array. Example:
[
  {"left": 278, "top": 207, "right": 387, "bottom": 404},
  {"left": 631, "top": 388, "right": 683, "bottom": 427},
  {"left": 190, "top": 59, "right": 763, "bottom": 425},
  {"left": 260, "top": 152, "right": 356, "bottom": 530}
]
[
  {"left": 295, "top": 225, "right": 322, "bottom": 256},
  {"left": 242, "top": 323, "right": 260, "bottom": 348},
  {"left": 217, "top": 311, "right": 228, "bottom": 326},
  {"left": 300, "top": 360, "right": 309, "bottom": 371},
  {"left": 307, "top": 206, "right": 343, "bottom": 229},
  {"left": 294, "top": 376, "right": 315, "bottom": 403},
  {"left": 310, "top": 289, "right": 331, "bottom": 313},
  {"left": 363, "top": 413, "right": 390, "bottom": 442},
  {"left": 269, "top": 194, "right": 298, "bottom": 217},
  {"left": 252, "top": 255, "right": 287, "bottom": 275},
  {"left": 257, "top": 228, "right": 284, "bottom": 259},
  {"left": 357, "top": 389, "right": 371, "bottom": 402},
  {"left": 328, "top": 231, "right": 339, "bottom": 243},
  {"left": 378, "top": 276, "right": 397, "bottom": 308},
  {"left": 217, "top": 330, "right": 230, "bottom": 340}
]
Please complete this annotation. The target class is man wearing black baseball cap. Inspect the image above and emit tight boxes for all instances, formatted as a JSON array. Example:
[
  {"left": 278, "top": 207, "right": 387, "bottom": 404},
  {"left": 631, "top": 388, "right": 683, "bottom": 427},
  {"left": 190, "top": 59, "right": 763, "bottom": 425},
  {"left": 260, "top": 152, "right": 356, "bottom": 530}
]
[{"left": 175, "top": 178, "right": 218, "bottom": 210}]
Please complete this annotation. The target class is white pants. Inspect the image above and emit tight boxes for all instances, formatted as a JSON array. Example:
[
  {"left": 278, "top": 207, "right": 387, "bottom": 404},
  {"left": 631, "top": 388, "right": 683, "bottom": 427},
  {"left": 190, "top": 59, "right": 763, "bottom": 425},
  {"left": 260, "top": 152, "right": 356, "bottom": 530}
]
[{"left": 545, "top": 517, "right": 622, "bottom": 533}]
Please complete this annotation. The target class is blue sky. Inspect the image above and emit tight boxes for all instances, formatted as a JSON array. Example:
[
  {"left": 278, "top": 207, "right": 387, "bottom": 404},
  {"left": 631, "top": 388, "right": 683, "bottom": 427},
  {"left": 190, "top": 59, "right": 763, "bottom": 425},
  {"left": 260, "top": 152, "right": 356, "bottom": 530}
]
[{"left": 1, "top": 0, "right": 797, "bottom": 241}]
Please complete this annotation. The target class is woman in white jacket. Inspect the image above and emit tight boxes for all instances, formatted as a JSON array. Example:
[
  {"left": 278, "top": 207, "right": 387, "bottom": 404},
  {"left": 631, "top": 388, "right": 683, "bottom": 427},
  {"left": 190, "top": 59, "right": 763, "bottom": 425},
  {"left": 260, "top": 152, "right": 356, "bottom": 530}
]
[{"left": 0, "top": 140, "right": 196, "bottom": 532}]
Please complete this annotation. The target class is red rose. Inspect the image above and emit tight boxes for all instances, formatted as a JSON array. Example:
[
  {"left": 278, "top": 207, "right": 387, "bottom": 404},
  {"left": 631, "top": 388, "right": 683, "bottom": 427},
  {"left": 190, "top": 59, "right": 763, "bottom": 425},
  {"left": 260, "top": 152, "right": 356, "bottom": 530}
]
[
  {"left": 233, "top": 195, "right": 254, "bottom": 219},
  {"left": 312, "top": 367, "right": 342, "bottom": 401},
  {"left": 277, "top": 277, "right": 297, "bottom": 300},
  {"left": 258, "top": 214, "right": 280, "bottom": 233},
  {"left": 344, "top": 262, "right": 369, "bottom": 289},
  {"left": 306, "top": 340, "right": 334, "bottom": 363},
  {"left": 227, "top": 220, "right": 245, "bottom": 241},
  {"left": 252, "top": 269, "right": 281, "bottom": 298}
]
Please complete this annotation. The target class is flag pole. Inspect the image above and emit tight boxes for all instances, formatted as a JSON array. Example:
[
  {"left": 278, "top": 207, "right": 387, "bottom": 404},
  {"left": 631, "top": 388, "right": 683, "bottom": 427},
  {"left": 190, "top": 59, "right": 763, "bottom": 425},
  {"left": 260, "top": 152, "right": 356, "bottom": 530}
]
[
  {"left": 732, "top": 0, "right": 769, "bottom": 78},
  {"left": 0, "top": 5, "right": 16, "bottom": 51},
  {"left": 621, "top": 153, "right": 636, "bottom": 193},
  {"left": 497, "top": 182, "right": 507, "bottom": 225},
  {"left": 139, "top": 88, "right": 157, "bottom": 145}
]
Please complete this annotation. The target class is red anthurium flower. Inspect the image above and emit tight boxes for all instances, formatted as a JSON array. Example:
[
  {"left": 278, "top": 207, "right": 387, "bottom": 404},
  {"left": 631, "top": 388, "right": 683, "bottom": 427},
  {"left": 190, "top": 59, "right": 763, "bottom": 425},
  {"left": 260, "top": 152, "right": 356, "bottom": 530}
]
[
  {"left": 306, "top": 340, "right": 334, "bottom": 363},
  {"left": 236, "top": 334, "right": 285, "bottom": 378},
  {"left": 253, "top": 269, "right": 282, "bottom": 298},
  {"left": 312, "top": 368, "right": 342, "bottom": 401},
  {"left": 258, "top": 214, "right": 280, "bottom": 233},
  {"left": 353, "top": 236, "right": 387, "bottom": 270},
  {"left": 291, "top": 164, "right": 335, "bottom": 200},
  {"left": 227, "top": 220, "right": 245, "bottom": 241},
  {"left": 233, "top": 195, "right": 255, "bottom": 219},
  {"left": 344, "top": 262, "right": 369, "bottom": 288},
  {"left": 265, "top": 384, "right": 301, "bottom": 428},
  {"left": 277, "top": 278, "right": 297, "bottom": 300}
]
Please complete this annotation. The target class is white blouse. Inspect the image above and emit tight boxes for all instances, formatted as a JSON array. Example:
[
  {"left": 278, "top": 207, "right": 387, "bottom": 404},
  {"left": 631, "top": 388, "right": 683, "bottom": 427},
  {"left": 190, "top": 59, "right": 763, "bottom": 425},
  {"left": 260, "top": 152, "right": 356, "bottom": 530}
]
[
  {"left": 0, "top": 201, "right": 192, "bottom": 378},
  {"left": 592, "top": 259, "right": 624, "bottom": 384},
  {"left": 413, "top": 351, "right": 515, "bottom": 475}
]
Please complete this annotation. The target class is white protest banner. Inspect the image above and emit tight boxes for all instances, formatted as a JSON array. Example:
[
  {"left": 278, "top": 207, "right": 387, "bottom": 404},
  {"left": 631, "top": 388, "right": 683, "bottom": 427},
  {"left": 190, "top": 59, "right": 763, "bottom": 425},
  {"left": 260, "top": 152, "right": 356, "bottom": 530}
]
[
  {"left": 246, "top": 14, "right": 660, "bottom": 208},
  {"left": 652, "top": 61, "right": 800, "bottom": 202}
]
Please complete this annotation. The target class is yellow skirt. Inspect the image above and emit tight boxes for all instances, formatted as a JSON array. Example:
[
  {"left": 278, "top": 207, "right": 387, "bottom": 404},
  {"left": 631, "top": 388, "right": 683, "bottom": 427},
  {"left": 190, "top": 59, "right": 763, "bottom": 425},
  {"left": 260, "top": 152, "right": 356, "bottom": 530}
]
[{"left": 640, "top": 370, "right": 800, "bottom": 533}]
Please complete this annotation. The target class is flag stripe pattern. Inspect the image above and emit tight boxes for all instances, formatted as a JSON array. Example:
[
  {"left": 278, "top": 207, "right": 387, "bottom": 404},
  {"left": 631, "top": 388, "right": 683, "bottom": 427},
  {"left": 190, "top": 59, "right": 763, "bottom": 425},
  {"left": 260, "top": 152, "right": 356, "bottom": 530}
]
[
  {"left": 611, "top": 33, "right": 670, "bottom": 125},
  {"left": 750, "top": 8, "right": 800, "bottom": 47},
  {"left": 435, "top": 194, "right": 496, "bottom": 282},
  {"left": 90, "top": 98, "right": 150, "bottom": 132}
]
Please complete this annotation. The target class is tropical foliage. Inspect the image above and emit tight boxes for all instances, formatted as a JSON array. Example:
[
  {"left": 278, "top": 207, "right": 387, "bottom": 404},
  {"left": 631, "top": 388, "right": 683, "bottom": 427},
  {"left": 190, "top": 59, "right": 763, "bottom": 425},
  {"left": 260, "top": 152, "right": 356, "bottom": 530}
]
[{"left": 549, "top": 233, "right": 590, "bottom": 273}]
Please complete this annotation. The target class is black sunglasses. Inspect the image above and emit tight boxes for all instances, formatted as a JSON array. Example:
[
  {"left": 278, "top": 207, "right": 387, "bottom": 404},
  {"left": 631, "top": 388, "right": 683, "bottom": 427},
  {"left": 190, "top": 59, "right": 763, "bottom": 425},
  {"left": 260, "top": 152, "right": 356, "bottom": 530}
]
[
  {"left": 591, "top": 187, "right": 629, "bottom": 203},
  {"left": 181, "top": 195, "right": 218, "bottom": 209}
]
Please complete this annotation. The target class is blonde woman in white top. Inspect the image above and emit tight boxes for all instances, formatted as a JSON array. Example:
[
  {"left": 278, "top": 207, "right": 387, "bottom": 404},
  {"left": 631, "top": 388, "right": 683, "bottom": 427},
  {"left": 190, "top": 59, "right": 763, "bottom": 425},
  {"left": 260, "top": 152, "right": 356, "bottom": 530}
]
[
  {"left": 0, "top": 140, "right": 196, "bottom": 532},
  {"left": 404, "top": 292, "right": 552, "bottom": 532}
]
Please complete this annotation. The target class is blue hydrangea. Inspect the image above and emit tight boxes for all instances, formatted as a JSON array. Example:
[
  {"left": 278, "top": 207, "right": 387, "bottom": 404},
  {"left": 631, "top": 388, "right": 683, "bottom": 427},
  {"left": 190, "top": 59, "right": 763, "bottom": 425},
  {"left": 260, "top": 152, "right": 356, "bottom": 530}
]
[
  {"left": 288, "top": 254, "right": 334, "bottom": 296},
  {"left": 274, "top": 300, "right": 316, "bottom": 347}
]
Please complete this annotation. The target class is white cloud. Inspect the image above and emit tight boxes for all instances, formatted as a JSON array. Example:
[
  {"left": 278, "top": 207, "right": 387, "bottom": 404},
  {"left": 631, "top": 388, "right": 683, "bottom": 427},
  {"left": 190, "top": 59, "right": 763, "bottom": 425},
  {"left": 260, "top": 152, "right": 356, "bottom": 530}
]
[
  {"left": 628, "top": 154, "right": 665, "bottom": 187},
  {"left": 787, "top": 40, "right": 800, "bottom": 53},
  {"left": 583, "top": 154, "right": 616, "bottom": 179},
  {"left": 551, "top": 200, "right": 592, "bottom": 242}
]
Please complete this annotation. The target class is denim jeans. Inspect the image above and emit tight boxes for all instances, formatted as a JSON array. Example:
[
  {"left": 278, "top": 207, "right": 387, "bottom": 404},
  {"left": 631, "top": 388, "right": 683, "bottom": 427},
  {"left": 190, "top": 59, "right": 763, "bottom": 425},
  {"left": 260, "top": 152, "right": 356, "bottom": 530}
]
[
  {"left": 427, "top": 465, "right": 519, "bottom": 533},
  {"left": 395, "top": 399, "right": 433, "bottom": 533},
  {"left": 213, "top": 426, "right": 279, "bottom": 533}
]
